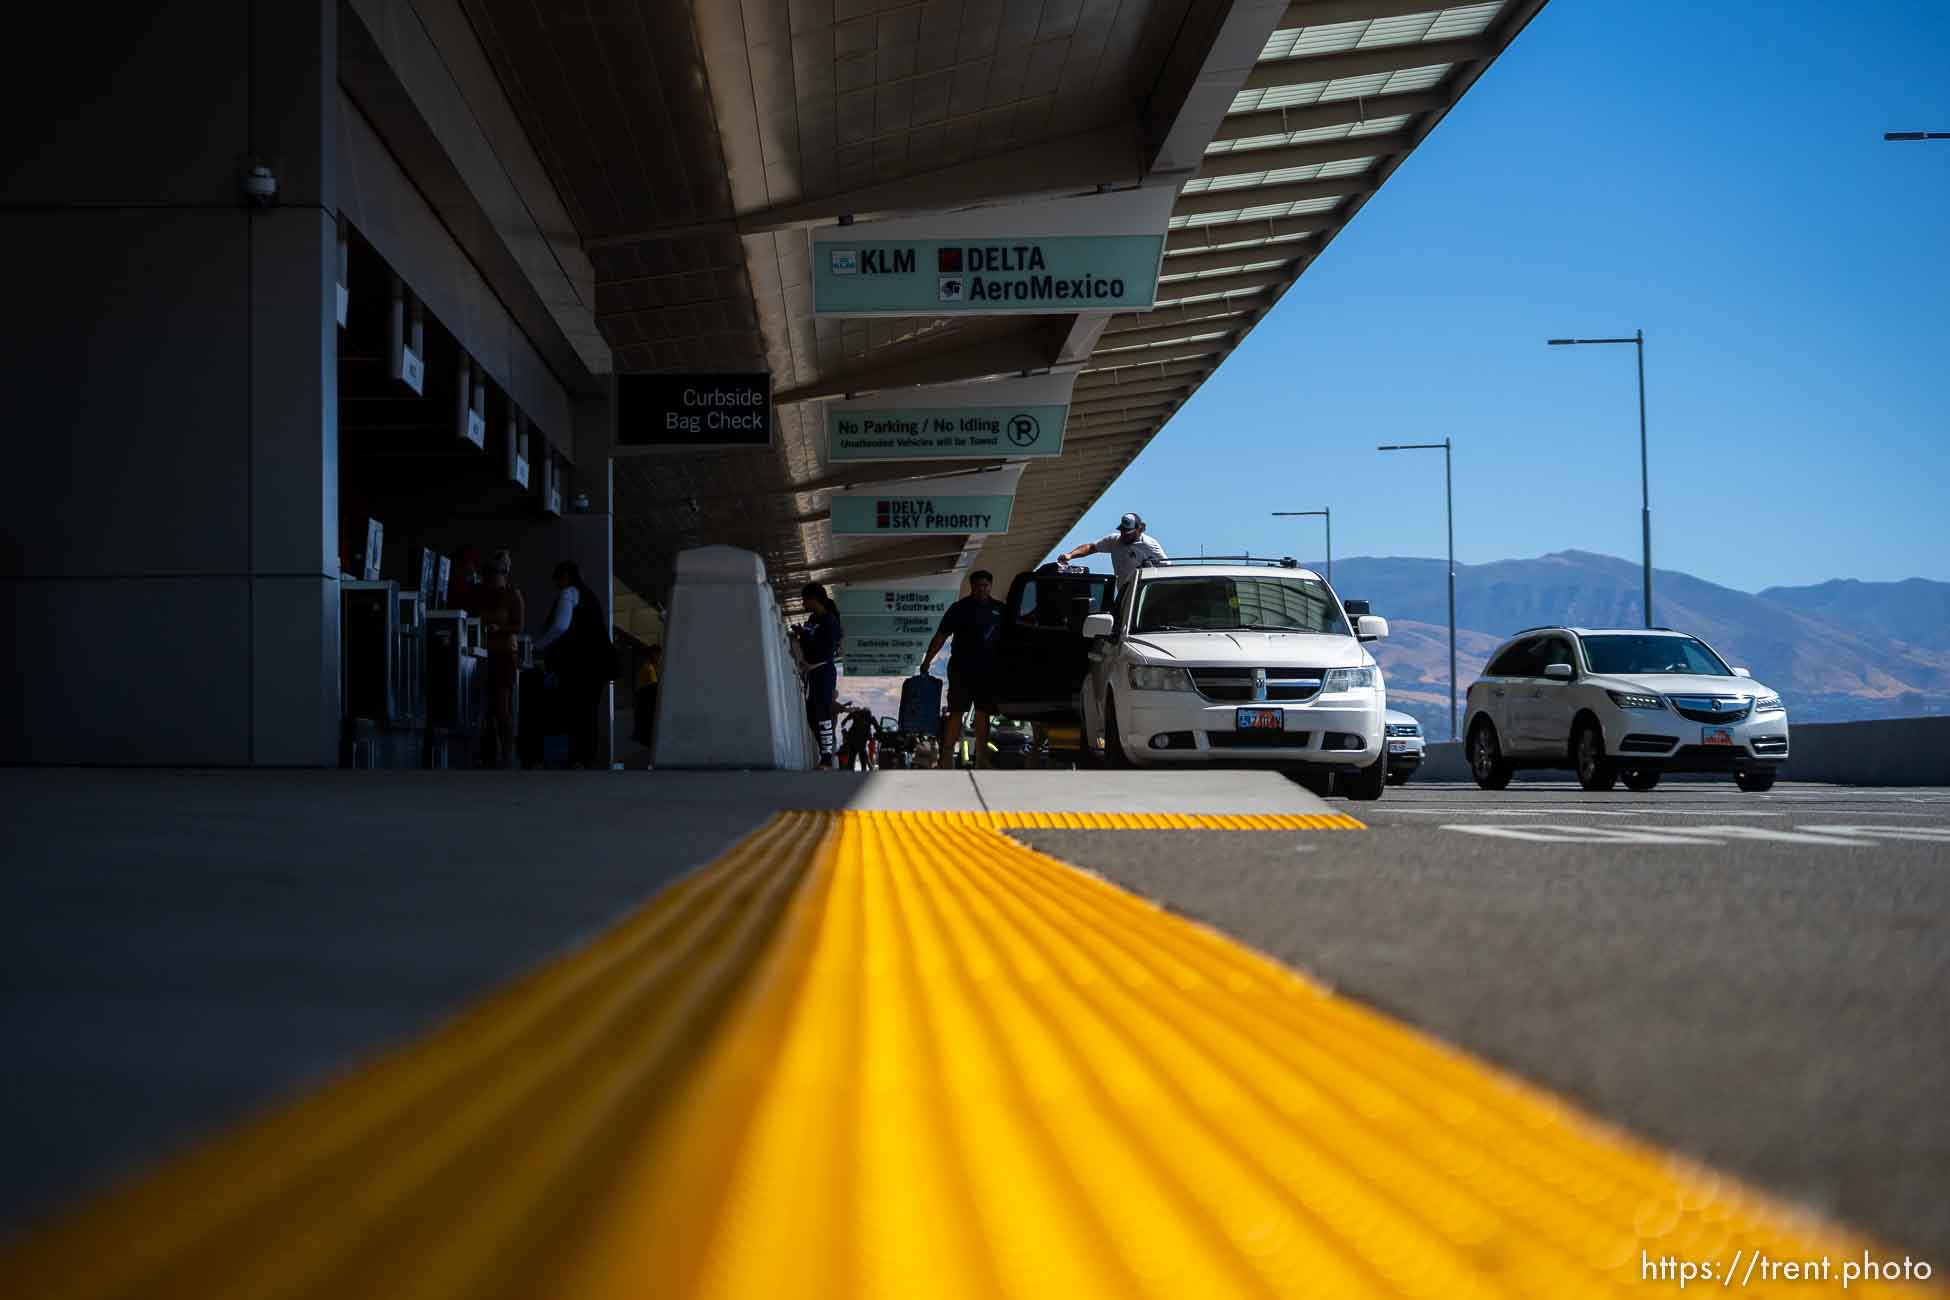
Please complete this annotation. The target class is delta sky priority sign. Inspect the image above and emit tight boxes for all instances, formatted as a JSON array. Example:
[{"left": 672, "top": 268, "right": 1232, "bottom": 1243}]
[
  {"left": 829, "top": 465, "right": 1023, "bottom": 537},
  {"left": 811, "top": 188, "right": 1173, "bottom": 317}
]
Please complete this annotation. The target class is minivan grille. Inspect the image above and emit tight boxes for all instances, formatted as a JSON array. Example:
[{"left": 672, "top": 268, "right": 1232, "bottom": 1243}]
[{"left": 1188, "top": 668, "right": 1323, "bottom": 703}]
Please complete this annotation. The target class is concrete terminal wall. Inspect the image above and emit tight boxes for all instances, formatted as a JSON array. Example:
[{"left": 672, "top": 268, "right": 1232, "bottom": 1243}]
[
  {"left": 653, "top": 548, "right": 815, "bottom": 771},
  {"left": 1, "top": 0, "right": 343, "bottom": 766},
  {"left": 1414, "top": 717, "right": 1950, "bottom": 787}
]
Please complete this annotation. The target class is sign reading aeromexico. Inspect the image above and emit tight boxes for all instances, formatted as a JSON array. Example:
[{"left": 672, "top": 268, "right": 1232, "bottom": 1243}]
[
  {"left": 829, "top": 465, "right": 1023, "bottom": 537},
  {"left": 812, "top": 188, "right": 1173, "bottom": 317},
  {"left": 828, "top": 374, "right": 1075, "bottom": 462}
]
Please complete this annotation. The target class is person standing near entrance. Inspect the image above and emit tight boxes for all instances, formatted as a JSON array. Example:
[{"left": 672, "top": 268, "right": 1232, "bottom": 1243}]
[
  {"left": 920, "top": 569, "right": 1005, "bottom": 769},
  {"left": 533, "top": 560, "right": 614, "bottom": 769},
  {"left": 475, "top": 549, "right": 525, "bottom": 768},
  {"left": 794, "top": 584, "right": 843, "bottom": 769},
  {"left": 1060, "top": 511, "right": 1168, "bottom": 593}
]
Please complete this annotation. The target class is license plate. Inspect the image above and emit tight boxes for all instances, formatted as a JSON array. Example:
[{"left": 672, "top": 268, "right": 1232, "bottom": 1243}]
[
  {"left": 1388, "top": 740, "right": 1410, "bottom": 753},
  {"left": 1702, "top": 725, "right": 1735, "bottom": 747},
  {"left": 1236, "top": 708, "right": 1284, "bottom": 731}
]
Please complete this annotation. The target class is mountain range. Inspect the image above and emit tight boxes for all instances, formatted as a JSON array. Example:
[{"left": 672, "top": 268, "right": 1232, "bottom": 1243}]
[{"left": 1341, "top": 550, "right": 1950, "bottom": 737}]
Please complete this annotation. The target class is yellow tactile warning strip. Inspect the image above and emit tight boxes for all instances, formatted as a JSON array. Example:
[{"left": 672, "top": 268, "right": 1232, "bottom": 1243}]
[{"left": 3, "top": 811, "right": 1939, "bottom": 1299}]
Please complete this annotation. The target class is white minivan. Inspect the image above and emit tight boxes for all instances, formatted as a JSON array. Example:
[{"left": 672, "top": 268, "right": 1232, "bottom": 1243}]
[{"left": 1005, "top": 558, "right": 1393, "bottom": 798}]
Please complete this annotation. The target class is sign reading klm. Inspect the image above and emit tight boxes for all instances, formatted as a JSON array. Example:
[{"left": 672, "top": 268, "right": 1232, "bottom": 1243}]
[
  {"left": 819, "top": 239, "right": 1158, "bottom": 315},
  {"left": 811, "top": 188, "right": 1173, "bottom": 318}
]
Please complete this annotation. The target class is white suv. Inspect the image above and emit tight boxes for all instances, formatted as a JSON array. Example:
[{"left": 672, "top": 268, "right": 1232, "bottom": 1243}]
[
  {"left": 1463, "top": 627, "right": 1789, "bottom": 793},
  {"left": 1074, "top": 559, "right": 1393, "bottom": 798}
]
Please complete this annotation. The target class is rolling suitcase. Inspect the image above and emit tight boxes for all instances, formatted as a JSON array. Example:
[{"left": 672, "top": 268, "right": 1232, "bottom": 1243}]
[{"left": 898, "top": 673, "right": 943, "bottom": 735}]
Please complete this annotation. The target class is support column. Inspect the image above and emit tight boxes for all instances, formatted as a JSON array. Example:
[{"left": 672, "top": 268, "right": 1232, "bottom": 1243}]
[
  {"left": 0, "top": 0, "right": 339, "bottom": 765},
  {"left": 570, "top": 396, "right": 615, "bottom": 766}
]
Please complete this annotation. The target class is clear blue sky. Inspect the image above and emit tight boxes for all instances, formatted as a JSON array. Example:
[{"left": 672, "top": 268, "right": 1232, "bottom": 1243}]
[{"left": 1052, "top": 0, "right": 1950, "bottom": 593}]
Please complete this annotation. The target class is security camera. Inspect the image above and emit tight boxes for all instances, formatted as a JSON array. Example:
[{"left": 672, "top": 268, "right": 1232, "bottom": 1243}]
[{"left": 242, "top": 164, "right": 278, "bottom": 206}]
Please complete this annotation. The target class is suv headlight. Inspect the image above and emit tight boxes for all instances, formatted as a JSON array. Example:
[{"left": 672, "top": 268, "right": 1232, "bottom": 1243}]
[
  {"left": 1322, "top": 667, "right": 1377, "bottom": 693},
  {"left": 1128, "top": 663, "right": 1192, "bottom": 692},
  {"left": 1754, "top": 694, "right": 1784, "bottom": 714},
  {"left": 1606, "top": 690, "right": 1665, "bottom": 711}
]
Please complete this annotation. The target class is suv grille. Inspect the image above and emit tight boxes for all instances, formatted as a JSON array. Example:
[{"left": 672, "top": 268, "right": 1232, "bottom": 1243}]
[
  {"left": 1188, "top": 668, "right": 1323, "bottom": 703},
  {"left": 1669, "top": 695, "right": 1752, "bottom": 724},
  {"left": 1385, "top": 723, "right": 1419, "bottom": 738}
]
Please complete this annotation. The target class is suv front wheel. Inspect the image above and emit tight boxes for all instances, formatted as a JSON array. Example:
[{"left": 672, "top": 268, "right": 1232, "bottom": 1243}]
[
  {"left": 1469, "top": 720, "right": 1513, "bottom": 791},
  {"left": 1573, "top": 719, "right": 1617, "bottom": 792}
]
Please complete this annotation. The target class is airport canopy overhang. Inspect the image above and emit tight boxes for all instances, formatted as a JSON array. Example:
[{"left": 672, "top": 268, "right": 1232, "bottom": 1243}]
[{"left": 458, "top": 0, "right": 1547, "bottom": 609}]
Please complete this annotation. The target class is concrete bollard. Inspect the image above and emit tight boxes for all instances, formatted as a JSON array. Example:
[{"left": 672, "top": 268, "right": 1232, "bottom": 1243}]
[{"left": 652, "top": 546, "right": 816, "bottom": 770}]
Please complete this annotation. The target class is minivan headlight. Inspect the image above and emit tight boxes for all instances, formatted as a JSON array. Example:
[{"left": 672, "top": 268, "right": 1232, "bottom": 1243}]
[
  {"left": 1606, "top": 690, "right": 1665, "bottom": 711},
  {"left": 1129, "top": 663, "right": 1193, "bottom": 692},
  {"left": 1322, "top": 667, "right": 1376, "bottom": 692},
  {"left": 1754, "top": 694, "right": 1784, "bottom": 714}
]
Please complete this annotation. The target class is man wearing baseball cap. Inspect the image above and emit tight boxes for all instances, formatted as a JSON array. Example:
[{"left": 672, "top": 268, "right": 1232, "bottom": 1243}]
[{"left": 1060, "top": 511, "right": 1168, "bottom": 590}]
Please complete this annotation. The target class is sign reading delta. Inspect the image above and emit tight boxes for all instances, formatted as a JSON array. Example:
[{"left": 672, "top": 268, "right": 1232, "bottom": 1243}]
[{"left": 812, "top": 188, "right": 1173, "bottom": 318}]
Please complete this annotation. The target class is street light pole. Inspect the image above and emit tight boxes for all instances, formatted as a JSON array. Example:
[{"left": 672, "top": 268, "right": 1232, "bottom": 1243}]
[
  {"left": 1270, "top": 509, "right": 1330, "bottom": 583},
  {"left": 1378, "top": 440, "right": 1457, "bottom": 741},
  {"left": 1548, "top": 332, "right": 1653, "bottom": 628}
]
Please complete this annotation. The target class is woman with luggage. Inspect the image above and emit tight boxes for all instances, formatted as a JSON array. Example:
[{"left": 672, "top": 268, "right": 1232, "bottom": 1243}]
[{"left": 794, "top": 584, "right": 844, "bottom": 769}]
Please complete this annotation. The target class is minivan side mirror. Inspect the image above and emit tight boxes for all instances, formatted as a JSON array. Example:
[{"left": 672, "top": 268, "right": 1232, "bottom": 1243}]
[
  {"left": 1356, "top": 615, "right": 1389, "bottom": 642},
  {"left": 1544, "top": 662, "right": 1574, "bottom": 681},
  {"left": 1081, "top": 613, "right": 1115, "bottom": 640},
  {"left": 1732, "top": 666, "right": 1752, "bottom": 678}
]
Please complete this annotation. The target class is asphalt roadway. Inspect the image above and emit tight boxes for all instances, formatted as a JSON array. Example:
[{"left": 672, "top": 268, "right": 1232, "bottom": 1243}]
[
  {"left": 1015, "top": 780, "right": 1950, "bottom": 1267},
  {"left": 4, "top": 770, "right": 1946, "bottom": 1274}
]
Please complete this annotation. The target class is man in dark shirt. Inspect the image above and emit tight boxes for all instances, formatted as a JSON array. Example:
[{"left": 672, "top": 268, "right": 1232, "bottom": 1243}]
[{"left": 921, "top": 570, "right": 1005, "bottom": 769}]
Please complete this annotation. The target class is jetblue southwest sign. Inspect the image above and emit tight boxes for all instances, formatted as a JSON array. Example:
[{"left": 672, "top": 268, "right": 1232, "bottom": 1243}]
[
  {"left": 811, "top": 188, "right": 1174, "bottom": 317},
  {"left": 827, "top": 374, "right": 1075, "bottom": 462},
  {"left": 835, "top": 585, "right": 958, "bottom": 618}
]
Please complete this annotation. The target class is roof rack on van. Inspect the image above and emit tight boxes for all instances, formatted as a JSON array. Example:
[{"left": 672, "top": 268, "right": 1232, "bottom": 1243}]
[{"left": 1150, "top": 556, "right": 1303, "bottom": 569}]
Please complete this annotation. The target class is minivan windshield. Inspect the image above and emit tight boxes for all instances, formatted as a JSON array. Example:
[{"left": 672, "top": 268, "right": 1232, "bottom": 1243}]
[
  {"left": 1580, "top": 634, "right": 1732, "bottom": 676},
  {"left": 1132, "top": 576, "right": 1348, "bottom": 635}
]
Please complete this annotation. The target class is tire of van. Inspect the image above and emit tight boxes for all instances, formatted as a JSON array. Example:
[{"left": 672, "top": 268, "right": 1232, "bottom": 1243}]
[
  {"left": 1343, "top": 753, "right": 1386, "bottom": 801},
  {"left": 1102, "top": 691, "right": 1131, "bottom": 768}
]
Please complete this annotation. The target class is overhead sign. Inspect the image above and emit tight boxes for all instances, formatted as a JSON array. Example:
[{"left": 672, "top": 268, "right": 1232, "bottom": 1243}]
[
  {"left": 846, "top": 639, "right": 928, "bottom": 662},
  {"left": 842, "top": 613, "right": 940, "bottom": 639},
  {"left": 836, "top": 585, "right": 959, "bottom": 618},
  {"left": 830, "top": 465, "right": 1023, "bottom": 537},
  {"left": 827, "top": 374, "right": 1074, "bottom": 462},
  {"left": 842, "top": 650, "right": 924, "bottom": 682},
  {"left": 614, "top": 372, "right": 772, "bottom": 451},
  {"left": 812, "top": 188, "right": 1174, "bottom": 317}
]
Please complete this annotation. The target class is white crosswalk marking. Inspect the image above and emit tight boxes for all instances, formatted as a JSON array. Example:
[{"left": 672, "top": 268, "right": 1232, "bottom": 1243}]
[
  {"left": 1678, "top": 825, "right": 1877, "bottom": 846},
  {"left": 1802, "top": 824, "right": 1950, "bottom": 843},
  {"left": 1438, "top": 821, "right": 1950, "bottom": 848},
  {"left": 1443, "top": 825, "right": 1724, "bottom": 845}
]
